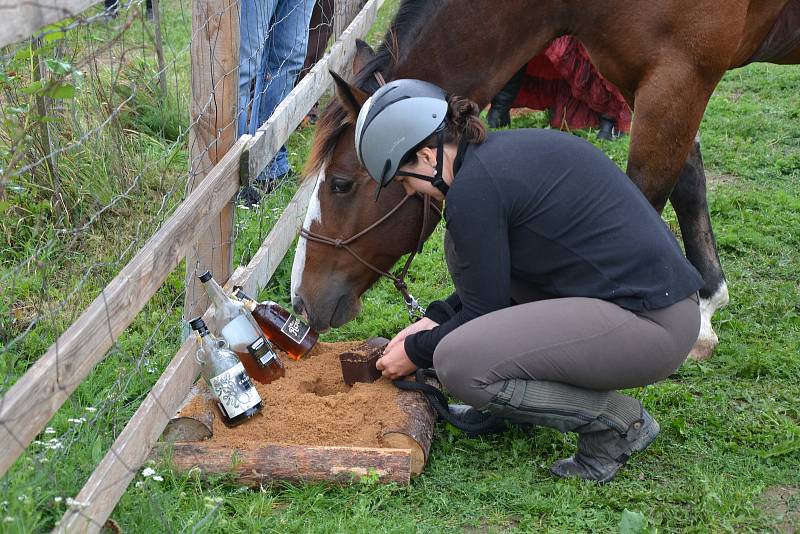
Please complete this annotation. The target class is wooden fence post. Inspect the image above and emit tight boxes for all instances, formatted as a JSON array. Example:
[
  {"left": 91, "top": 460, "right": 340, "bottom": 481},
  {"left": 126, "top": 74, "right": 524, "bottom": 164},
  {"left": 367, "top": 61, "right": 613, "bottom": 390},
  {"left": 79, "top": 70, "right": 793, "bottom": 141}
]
[
  {"left": 184, "top": 0, "right": 239, "bottom": 322},
  {"left": 150, "top": 0, "right": 168, "bottom": 96}
]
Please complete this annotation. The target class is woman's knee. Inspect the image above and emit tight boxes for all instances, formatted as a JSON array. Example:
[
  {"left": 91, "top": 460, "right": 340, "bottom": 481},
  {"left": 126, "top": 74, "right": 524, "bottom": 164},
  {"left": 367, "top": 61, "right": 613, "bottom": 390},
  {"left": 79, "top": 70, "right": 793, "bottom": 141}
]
[{"left": 432, "top": 334, "right": 493, "bottom": 407}]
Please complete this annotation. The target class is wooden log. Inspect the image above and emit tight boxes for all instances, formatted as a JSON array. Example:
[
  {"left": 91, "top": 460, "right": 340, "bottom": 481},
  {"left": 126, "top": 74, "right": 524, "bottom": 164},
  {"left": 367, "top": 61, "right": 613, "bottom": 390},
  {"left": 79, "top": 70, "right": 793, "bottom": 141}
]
[
  {"left": 184, "top": 0, "right": 239, "bottom": 321},
  {"left": 166, "top": 443, "right": 412, "bottom": 486},
  {"left": 381, "top": 375, "right": 439, "bottom": 475},
  {"left": 160, "top": 384, "right": 213, "bottom": 442},
  {"left": 0, "top": 137, "right": 246, "bottom": 480},
  {"left": 159, "top": 339, "right": 437, "bottom": 482}
]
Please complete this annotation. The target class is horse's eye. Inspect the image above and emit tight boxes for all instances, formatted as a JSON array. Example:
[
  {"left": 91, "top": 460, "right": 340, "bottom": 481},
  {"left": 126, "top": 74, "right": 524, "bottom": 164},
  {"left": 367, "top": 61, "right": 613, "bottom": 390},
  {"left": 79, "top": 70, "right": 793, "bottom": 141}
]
[{"left": 330, "top": 178, "right": 353, "bottom": 194}]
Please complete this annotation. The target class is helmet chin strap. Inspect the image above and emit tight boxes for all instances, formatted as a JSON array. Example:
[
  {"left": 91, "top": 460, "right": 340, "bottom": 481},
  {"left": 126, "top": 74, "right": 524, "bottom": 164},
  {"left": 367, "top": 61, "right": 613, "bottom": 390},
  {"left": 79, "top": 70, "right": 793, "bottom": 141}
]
[{"left": 395, "top": 131, "right": 449, "bottom": 196}]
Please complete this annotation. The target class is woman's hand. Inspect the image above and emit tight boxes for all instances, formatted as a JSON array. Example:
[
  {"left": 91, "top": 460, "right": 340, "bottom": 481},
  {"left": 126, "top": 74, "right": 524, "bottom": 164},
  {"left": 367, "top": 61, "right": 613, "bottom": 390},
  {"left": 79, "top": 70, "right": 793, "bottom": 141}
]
[
  {"left": 386, "top": 317, "right": 439, "bottom": 352},
  {"left": 376, "top": 341, "right": 418, "bottom": 380}
]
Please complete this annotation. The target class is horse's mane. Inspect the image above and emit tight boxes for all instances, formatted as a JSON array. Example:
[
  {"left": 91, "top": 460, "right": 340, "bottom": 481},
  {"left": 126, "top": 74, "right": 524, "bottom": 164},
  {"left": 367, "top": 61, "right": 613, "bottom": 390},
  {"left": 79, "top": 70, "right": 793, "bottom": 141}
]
[{"left": 303, "top": 0, "right": 441, "bottom": 180}]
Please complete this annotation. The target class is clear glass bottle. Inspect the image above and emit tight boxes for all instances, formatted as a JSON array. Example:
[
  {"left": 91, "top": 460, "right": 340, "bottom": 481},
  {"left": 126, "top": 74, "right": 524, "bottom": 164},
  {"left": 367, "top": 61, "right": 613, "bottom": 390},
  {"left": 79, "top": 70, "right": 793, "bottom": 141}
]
[
  {"left": 198, "top": 271, "right": 285, "bottom": 384},
  {"left": 233, "top": 287, "right": 318, "bottom": 361},
  {"left": 189, "top": 317, "right": 262, "bottom": 427}
]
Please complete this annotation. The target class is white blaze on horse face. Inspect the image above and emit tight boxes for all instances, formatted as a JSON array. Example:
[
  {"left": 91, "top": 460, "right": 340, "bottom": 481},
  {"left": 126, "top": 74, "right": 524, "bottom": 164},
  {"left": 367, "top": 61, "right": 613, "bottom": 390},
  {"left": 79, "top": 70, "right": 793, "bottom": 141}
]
[
  {"left": 690, "top": 280, "right": 730, "bottom": 361},
  {"left": 291, "top": 167, "right": 325, "bottom": 304}
]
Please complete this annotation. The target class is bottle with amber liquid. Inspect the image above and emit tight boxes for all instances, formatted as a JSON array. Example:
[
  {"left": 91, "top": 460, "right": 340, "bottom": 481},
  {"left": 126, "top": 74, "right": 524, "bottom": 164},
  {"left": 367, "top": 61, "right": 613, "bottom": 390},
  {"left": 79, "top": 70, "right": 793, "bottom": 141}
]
[
  {"left": 198, "top": 271, "right": 285, "bottom": 384},
  {"left": 190, "top": 317, "right": 262, "bottom": 427},
  {"left": 233, "top": 287, "right": 318, "bottom": 360}
]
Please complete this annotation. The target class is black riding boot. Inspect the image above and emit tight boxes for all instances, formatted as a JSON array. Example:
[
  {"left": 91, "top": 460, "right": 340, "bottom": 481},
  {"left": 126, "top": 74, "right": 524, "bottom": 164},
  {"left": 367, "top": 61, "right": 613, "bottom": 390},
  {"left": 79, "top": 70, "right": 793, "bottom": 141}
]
[
  {"left": 487, "top": 68, "right": 526, "bottom": 129},
  {"left": 483, "top": 379, "right": 659, "bottom": 483},
  {"left": 597, "top": 115, "right": 618, "bottom": 140}
]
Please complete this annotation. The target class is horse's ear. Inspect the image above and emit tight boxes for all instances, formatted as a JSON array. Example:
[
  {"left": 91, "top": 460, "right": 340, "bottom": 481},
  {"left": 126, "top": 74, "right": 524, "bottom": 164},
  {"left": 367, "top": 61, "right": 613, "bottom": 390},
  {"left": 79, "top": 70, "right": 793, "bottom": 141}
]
[
  {"left": 353, "top": 39, "right": 375, "bottom": 74},
  {"left": 330, "top": 70, "right": 369, "bottom": 120}
]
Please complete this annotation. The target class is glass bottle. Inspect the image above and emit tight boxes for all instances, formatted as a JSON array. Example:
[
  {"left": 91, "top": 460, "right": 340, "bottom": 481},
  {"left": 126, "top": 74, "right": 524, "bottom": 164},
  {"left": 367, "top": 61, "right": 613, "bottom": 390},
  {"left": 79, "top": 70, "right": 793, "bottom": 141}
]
[
  {"left": 233, "top": 287, "right": 318, "bottom": 360},
  {"left": 198, "top": 271, "right": 285, "bottom": 384},
  {"left": 189, "top": 317, "right": 262, "bottom": 427}
]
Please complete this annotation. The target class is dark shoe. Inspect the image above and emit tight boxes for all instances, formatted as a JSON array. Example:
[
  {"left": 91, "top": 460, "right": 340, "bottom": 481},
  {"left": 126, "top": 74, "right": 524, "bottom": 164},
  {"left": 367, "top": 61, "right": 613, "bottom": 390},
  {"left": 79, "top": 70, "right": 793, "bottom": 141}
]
[
  {"left": 236, "top": 185, "right": 261, "bottom": 208},
  {"left": 447, "top": 404, "right": 509, "bottom": 437},
  {"left": 597, "top": 115, "right": 619, "bottom": 141},
  {"left": 550, "top": 408, "right": 660, "bottom": 483},
  {"left": 254, "top": 169, "right": 295, "bottom": 194}
]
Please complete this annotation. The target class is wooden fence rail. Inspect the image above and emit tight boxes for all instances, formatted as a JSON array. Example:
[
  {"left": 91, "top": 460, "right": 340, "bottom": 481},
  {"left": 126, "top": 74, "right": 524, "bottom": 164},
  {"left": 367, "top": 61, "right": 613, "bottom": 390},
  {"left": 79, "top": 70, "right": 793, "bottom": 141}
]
[
  {"left": 0, "top": 0, "right": 100, "bottom": 49},
  {"left": 0, "top": 136, "right": 246, "bottom": 478},
  {"left": 0, "top": 0, "right": 389, "bottom": 532}
]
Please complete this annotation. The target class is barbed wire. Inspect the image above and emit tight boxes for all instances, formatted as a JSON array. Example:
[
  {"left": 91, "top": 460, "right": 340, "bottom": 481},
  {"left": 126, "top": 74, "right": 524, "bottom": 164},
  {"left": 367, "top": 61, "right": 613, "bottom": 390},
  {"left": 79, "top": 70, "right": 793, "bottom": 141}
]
[{"left": 0, "top": 0, "right": 364, "bottom": 530}]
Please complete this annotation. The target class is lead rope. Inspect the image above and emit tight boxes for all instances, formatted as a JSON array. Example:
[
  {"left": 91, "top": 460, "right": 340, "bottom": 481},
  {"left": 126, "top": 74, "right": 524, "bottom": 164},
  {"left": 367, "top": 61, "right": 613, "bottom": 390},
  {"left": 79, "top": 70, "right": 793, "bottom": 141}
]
[{"left": 393, "top": 369, "right": 506, "bottom": 435}]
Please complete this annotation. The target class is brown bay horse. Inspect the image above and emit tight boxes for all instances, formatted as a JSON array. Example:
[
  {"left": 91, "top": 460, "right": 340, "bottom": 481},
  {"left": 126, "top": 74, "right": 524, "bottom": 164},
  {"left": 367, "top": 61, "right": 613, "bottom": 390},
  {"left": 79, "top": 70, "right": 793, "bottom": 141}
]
[{"left": 291, "top": 0, "right": 800, "bottom": 360}]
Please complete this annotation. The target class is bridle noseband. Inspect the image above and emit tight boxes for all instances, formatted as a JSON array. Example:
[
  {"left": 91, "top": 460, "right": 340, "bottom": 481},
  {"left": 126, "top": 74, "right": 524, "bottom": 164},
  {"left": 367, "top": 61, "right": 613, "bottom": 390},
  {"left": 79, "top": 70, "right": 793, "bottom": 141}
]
[{"left": 299, "top": 192, "right": 441, "bottom": 321}]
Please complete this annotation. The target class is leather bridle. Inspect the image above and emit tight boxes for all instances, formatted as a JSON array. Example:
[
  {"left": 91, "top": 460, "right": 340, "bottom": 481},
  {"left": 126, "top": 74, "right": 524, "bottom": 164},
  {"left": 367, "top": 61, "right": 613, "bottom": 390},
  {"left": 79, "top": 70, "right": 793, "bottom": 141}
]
[{"left": 299, "top": 192, "right": 441, "bottom": 321}]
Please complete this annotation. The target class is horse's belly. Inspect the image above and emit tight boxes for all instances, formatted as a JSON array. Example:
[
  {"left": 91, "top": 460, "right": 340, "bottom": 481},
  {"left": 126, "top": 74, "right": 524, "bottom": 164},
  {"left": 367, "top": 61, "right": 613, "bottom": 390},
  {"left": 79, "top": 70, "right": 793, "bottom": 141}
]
[{"left": 745, "top": 0, "right": 800, "bottom": 63}]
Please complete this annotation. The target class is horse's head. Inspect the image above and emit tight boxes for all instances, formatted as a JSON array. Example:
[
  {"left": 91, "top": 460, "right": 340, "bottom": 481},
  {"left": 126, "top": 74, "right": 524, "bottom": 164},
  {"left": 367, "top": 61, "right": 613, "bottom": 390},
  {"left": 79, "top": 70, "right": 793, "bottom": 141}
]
[{"left": 291, "top": 42, "right": 440, "bottom": 332}]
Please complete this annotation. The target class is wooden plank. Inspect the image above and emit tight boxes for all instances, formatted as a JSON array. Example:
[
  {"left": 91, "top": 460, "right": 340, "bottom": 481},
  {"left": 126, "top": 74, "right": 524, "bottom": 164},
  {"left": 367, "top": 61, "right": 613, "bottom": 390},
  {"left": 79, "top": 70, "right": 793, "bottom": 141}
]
[
  {"left": 0, "top": 0, "right": 98, "bottom": 48},
  {"left": 246, "top": 0, "right": 386, "bottom": 181},
  {"left": 57, "top": 167, "right": 318, "bottom": 533},
  {"left": 56, "top": 334, "right": 201, "bottom": 533},
  {"left": 0, "top": 137, "right": 247, "bottom": 480},
  {"left": 51, "top": 0, "right": 387, "bottom": 529},
  {"left": 164, "top": 443, "right": 412, "bottom": 486},
  {"left": 184, "top": 0, "right": 239, "bottom": 322}
]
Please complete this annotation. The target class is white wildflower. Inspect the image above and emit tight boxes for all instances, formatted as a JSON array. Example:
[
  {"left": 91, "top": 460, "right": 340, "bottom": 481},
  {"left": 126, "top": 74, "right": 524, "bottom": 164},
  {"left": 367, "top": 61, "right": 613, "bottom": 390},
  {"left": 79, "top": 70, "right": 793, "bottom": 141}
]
[
  {"left": 135, "top": 481, "right": 144, "bottom": 488},
  {"left": 32, "top": 440, "right": 43, "bottom": 446},
  {"left": 3, "top": 517, "right": 14, "bottom": 523},
  {"left": 17, "top": 495, "right": 27, "bottom": 502},
  {"left": 141, "top": 467, "right": 156, "bottom": 478},
  {"left": 44, "top": 427, "right": 56, "bottom": 435},
  {"left": 54, "top": 497, "right": 63, "bottom": 503},
  {"left": 85, "top": 407, "right": 97, "bottom": 413},
  {"left": 151, "top": 475, "right": 164, "bottom": 482}
]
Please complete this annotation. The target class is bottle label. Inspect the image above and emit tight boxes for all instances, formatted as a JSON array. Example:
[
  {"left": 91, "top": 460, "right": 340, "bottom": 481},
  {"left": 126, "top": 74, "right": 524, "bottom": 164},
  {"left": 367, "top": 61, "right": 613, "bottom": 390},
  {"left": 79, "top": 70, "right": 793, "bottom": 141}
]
[
  {"left": 209, "top": 363, "right": 261, "bottom": 419},
  {"left": 247, "top": 337, "right": 278, "bottom": 368},
  {"left": 220, "top": 315, "right": 260, "bottom": 353},
  {"left": 280, "top": 315, "right": 310, "bottom": 344}
]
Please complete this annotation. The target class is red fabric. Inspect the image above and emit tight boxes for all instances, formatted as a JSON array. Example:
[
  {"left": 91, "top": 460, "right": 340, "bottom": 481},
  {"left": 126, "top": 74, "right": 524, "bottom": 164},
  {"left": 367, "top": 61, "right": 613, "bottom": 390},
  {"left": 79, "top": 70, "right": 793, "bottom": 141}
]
[{"left": 511, "top": 36, "right": 632, "bottom": 133}]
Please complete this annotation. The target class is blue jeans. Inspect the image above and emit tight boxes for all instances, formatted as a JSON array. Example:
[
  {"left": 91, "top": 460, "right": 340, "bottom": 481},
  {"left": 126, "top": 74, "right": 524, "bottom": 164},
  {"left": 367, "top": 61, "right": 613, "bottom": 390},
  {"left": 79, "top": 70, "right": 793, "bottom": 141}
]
[{"left": 239, "top": 0, "right": 315, "bottom": 180}]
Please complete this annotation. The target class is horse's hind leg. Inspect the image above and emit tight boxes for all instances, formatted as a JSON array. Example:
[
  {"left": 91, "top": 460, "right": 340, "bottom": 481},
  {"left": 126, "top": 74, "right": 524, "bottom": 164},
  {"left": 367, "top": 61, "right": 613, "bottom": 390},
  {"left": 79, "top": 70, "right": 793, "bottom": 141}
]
[{"left": 669, "top": 134, "right": 729, "bottom": 361}]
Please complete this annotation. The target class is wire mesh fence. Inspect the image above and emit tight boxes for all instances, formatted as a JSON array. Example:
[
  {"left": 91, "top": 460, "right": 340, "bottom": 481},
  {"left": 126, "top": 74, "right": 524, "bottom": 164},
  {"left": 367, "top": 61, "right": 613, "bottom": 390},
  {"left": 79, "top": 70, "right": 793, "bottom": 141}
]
[{"left": 0, "top": 0, "right": 367, "bottom": 530}]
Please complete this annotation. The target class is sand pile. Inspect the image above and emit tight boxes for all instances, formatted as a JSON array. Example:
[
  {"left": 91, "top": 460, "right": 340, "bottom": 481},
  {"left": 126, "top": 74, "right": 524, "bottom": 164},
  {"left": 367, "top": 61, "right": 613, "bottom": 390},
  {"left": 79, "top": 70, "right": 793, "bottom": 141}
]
[{"left": 179, "top": 341, "right": 408, "bottom": 449}]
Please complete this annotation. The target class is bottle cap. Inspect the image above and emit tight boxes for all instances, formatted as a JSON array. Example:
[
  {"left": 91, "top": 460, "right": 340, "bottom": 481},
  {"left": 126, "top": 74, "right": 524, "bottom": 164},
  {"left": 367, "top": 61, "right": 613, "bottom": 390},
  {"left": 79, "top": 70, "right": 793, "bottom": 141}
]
[
  {"left": 198, "top": 271, "right": 213, "bottom": 283},
  {"left": 233, "top": 286, "right": 251, "bottom": 301},
  {"left": 188, "top": 317, "right": 206, "bottom": 330}
]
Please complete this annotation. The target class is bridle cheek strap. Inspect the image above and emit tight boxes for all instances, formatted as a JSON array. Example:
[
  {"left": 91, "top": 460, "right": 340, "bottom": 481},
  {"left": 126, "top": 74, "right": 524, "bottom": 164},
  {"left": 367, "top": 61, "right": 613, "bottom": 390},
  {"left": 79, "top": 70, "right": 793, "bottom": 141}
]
[{"left": 299, "top": 193, "right": 441, "bottom": 321}]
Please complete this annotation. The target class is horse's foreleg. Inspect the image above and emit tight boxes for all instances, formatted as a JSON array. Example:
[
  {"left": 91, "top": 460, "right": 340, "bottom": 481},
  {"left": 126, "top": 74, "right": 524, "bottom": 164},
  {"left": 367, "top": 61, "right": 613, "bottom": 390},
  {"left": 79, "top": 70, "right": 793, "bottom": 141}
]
[
  {"left": 625, "top": 66, "right": 725, "bottom": 360},
  {"left": 669, "top": 134, "right": 729, "bottom": 360}
]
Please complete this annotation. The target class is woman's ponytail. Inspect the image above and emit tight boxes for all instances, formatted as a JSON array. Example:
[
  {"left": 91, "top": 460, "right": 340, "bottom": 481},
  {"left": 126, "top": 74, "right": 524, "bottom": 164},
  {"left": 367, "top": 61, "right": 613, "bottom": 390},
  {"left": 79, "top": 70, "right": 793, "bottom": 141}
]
[{"left": 447, "top": 96, "right": 486, "bottom": 144}]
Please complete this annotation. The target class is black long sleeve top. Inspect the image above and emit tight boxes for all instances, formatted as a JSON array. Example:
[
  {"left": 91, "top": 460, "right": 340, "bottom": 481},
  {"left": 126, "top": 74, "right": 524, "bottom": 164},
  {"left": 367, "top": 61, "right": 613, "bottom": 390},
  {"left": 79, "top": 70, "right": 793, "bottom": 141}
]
[{"left": 404, "top": 129, "right": 703, "bottom": 369}]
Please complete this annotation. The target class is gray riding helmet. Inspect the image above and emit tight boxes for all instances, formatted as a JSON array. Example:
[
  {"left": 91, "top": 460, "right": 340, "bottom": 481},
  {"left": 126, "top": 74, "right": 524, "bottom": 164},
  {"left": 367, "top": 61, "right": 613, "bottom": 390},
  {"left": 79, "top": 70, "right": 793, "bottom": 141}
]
[{"left": 354, "top": 79, "right": 448, "bottom": 198}]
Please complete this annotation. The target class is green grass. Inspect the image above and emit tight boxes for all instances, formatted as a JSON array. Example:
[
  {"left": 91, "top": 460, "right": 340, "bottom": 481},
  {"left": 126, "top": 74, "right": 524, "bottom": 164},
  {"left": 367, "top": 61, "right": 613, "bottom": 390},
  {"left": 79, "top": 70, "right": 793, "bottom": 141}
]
[{"left": 1, "top": 0, "right": 800, "bottom": 531}]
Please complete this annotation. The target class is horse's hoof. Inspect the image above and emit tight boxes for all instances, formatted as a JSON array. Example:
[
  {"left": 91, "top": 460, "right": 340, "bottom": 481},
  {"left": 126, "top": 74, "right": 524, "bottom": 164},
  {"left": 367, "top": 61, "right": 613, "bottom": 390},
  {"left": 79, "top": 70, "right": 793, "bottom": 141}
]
[{"left": 687, "top": 337, "right": 717, "bottom": 361}]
